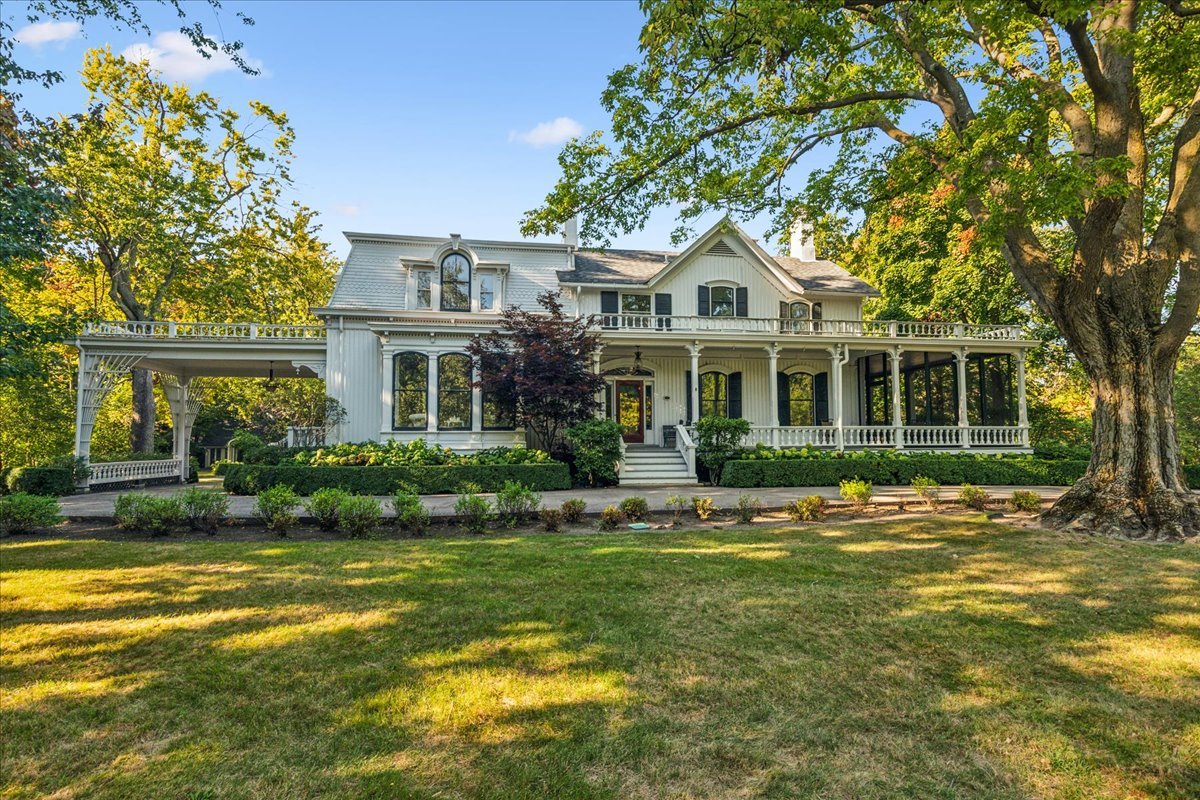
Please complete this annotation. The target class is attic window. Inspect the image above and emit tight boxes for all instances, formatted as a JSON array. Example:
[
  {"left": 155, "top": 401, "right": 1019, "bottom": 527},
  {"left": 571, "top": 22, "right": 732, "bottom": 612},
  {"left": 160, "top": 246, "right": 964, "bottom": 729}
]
[{"left": 706, "top": 240, "right": 737, "bottom": 256}]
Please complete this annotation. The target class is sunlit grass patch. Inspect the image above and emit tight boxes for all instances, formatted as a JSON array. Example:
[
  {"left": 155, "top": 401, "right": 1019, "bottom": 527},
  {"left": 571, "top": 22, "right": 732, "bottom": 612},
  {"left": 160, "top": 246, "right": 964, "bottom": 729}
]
[{"left": 2, "top": 518, "right": 1198, "bottom": 799}]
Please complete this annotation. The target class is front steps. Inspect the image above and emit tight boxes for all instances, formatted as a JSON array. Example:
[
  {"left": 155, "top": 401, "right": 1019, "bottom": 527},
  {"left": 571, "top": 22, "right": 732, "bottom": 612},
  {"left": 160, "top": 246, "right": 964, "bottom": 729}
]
[{"left": 619, "top": 446, "right": 697, "bottom": 486}]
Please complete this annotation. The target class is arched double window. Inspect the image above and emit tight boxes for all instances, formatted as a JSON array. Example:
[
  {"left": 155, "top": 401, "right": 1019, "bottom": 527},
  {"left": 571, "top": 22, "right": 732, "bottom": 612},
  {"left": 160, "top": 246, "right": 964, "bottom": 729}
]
[
  {"left": 440, "top": 253, "right": 471, "bottom": 311},
  {"left": 393, "top": 352, "right": 428, "bottom": 430},
  {"left": 438, "top": 353, "right": 472, "bottom": 430}
]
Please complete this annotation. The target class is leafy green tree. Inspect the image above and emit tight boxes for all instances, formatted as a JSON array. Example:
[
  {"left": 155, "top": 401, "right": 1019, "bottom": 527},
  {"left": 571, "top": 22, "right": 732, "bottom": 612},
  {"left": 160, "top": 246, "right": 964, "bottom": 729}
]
[
  {"left": 524, "top": 1, "right": 1200, "bottom": 539},
  {"left": 44, "top": 48, "right": 294, "bottom": 451}
]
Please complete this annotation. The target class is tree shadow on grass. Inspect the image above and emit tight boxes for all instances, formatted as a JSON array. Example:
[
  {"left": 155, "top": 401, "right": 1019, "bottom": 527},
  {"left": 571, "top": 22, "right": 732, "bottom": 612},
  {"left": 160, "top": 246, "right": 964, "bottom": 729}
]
[{"left": 1, "top": 519, "right": 1198, "bottom": 799}]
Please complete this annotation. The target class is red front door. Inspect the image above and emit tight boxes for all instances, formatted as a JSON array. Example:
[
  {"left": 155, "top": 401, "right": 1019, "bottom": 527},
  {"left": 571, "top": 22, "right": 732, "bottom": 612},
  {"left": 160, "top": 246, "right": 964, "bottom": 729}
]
[{"left": 615, "top": 381, "right": 644, "bottom": 444}]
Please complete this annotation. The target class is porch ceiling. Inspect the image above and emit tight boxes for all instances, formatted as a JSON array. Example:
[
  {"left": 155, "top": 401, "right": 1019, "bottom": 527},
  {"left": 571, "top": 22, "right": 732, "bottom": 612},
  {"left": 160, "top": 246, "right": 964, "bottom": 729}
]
[{"left": 76, "top": 337, "right": 325, "bottom": 379}]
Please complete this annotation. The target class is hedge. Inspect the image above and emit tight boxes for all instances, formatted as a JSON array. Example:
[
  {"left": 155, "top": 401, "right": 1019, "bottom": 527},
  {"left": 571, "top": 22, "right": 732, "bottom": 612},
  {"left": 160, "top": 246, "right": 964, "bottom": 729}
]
[
  {"left": 6, "top": 467, "right": 75, "bottom": 497},
  {"left": 721, "top": 456, "right": 1090, "bottom": 488},
  {"left": 223, "top": 462, "right": 572, "bottom": 496},
  {"left": 1187, "top": 464, "right": 1200, "bottom": 487}
]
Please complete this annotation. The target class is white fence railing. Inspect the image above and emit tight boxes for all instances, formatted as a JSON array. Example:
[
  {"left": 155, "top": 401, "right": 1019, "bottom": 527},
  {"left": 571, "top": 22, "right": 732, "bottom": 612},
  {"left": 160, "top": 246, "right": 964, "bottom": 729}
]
[
  {"left": 968, "top": 425, "right": 1029, "bottom": 448},
  {"left": 82, "top": 321, "right": 326, "bottom": 340},
  {"left": 599, "top": 315, "right": 1023, "bottom": 341},
  {"left": 744, "top": 425, "right": 839, "bottom": 448},
  {"left": 285, "top": 427, "right": 326, "bottom": 448},
  {"left": 688, "top": 424, "right": 1028, "bottom": 452},
  {"left": 843, "top": 426, "right": 898, "bottom": 448},
  {"left": 675, "top": 424, "right": 697, "bottom": 478},
  {"left": 89, "top": 459, "right": 183, "bottom": 485},
  {"left": 902, "top": 426, "right": 964, "bottom": 448}
]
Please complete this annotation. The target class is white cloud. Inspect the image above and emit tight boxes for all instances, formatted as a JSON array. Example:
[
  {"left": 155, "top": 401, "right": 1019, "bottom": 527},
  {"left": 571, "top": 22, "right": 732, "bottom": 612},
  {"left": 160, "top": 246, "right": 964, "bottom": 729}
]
[
  {"left": 14, "top": 20, "right": 81, "bottom": 47},
  {"left": 334, "top": 203, "right": 361, "bottom": 217},
  {"left": 508, "top": 116, "right": 583, "bottom": 148},
  {"left": 120, "top": 31, "right": 264, "bottom": 82}
]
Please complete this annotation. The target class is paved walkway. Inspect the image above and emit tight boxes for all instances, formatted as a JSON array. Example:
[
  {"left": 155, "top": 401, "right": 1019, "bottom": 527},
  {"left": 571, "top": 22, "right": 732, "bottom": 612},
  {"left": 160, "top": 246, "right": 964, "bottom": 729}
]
[{"left": 59, "top": 478, "right": 1067, "bottom": 520}]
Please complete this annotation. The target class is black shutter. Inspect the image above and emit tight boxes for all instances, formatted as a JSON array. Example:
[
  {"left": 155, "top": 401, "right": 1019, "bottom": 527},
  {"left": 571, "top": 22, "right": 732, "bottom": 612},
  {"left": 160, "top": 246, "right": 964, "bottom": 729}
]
[
  {"left": 812, "top": 302, "right": 823, "bottom": 319},
  {"left": 685, "top": 370, "right": 693, "bottom": 423},
  {"left": 735, "top": 286, "right": 748, "bottom": 317},
  {"left": 697, "top": 285, "right": 710, "bottom": 317},
  {"left": 729, "top": 372, "right": 743, "bottom": 418},
  {"left": 779, "top": 301, "right": 789, "bottom": 319},
  {"left": 814, "top": 371, "right": 829, "bottom": 423},
  {"left": 777, "top": 372, "right": 791, "bottom": 426},
  {"left": 654, "top": 292, "right": 672, "bottom": 330}
]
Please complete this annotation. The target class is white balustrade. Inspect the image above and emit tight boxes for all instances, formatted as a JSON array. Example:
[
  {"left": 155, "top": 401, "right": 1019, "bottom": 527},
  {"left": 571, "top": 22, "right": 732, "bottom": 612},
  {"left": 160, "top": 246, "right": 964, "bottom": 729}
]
[
  {"left": 842, "top": 426, "right": 897, "bottom": 447},
  {"left": 968, "top": 425, "right": 1028, "bottom": 447},
  {"left": 89, "top": 459, "right": 183, "bottom": 485},
  {"left": 598, "top": 315, "right": 1022, "bottom": 340},
  {"left": 901, "top": 426, "right": 963, "bottom": 448},
  {"left": 83, "top": 321, "right": 326, "bottom": 340},
  {"left": 286, "top": 426, "right": 326, "bottom": 448}
]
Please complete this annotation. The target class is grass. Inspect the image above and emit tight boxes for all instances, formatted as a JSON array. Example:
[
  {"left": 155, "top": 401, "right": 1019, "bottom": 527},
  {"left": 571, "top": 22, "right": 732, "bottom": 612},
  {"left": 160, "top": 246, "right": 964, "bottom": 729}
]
[{"left": 2, "top": 515, "right": 1198, "bottom": 799}]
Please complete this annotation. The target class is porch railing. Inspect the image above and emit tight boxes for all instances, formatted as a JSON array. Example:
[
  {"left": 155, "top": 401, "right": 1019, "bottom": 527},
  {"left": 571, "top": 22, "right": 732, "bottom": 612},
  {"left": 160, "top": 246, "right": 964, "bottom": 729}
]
[
  {"left": 599, "top": 315, "right": 1023, "bottom": 341},
  {"left": 89, "top": 459, "right": 183, "bottom": 485},
  {"left": 675, "top": 424, "right": 697, "bottom": 478},
  {"left": 82, "top": 321, "right": 326, "bottom": 340},
  {"left": 688, "top": 424, "right": 1029, "bottom": 451}
]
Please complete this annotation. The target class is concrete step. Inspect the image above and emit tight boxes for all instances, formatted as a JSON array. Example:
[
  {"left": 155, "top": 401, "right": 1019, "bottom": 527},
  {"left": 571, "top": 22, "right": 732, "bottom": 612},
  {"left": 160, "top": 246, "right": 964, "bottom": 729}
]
[{"left": 618, "top": 476, "right": 700, "bottom": 486}]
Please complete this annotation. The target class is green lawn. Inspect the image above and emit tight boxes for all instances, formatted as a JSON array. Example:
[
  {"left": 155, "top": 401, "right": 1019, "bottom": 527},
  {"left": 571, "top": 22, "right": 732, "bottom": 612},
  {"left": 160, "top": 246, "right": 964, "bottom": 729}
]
[{"left": 2, "top": 516, "right": 1198, "bottom": 799}]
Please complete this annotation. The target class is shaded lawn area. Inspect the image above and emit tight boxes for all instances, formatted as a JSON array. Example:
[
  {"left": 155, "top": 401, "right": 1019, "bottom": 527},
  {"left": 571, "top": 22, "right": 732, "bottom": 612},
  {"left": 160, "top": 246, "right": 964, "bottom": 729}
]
[{"left": 2, "top": 517, "right": 1198, "bottom": 800}]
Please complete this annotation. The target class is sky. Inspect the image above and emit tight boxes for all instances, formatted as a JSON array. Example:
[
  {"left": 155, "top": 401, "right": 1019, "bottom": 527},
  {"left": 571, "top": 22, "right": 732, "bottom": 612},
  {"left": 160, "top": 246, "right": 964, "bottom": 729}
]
[{"left": 9, "top": 0, "right": 771, "bottom": 259}]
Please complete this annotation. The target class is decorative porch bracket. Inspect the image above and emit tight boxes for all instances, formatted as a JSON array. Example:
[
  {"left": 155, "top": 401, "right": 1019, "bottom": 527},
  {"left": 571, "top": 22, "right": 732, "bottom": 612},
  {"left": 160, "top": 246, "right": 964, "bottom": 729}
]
[
  {"left": 162, "top": 375, "right": 204, "bottom": 483},
  {"left": 74, "top": 352, "right": 147, "bottom": 484}
]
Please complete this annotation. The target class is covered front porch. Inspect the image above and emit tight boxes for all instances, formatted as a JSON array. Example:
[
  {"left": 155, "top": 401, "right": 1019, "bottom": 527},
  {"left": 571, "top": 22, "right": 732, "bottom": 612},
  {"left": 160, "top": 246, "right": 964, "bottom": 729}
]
[{"left": 595, "top": 337, "right": 1032, "bottom": 480}]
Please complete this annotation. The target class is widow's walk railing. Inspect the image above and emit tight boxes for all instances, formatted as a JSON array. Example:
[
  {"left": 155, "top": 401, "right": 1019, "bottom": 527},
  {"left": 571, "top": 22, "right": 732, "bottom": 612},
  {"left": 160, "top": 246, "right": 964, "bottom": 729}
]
[
  {"left": 599, "top": 315, "right": 1023, "bottom": 340},
  {"left": 82, "top": 321, "right": 326, "bottom": 340}
]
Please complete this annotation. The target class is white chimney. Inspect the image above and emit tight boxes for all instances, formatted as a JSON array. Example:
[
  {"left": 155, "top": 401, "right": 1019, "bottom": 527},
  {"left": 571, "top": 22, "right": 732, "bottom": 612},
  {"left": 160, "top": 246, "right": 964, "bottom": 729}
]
[
  {"left": 562, "top": 215, "right": 579, "bottom": 248},
  {"left": 790, "top": 216, "right": 817, "bottom": 261}
]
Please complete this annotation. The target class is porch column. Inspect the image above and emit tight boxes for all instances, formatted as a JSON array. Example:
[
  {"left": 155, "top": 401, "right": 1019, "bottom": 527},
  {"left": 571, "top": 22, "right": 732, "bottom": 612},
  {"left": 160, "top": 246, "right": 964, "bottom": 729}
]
[
  {"left": 427, "top": 354, "right": 439, "bottom": 433},
  {"left": 765, "top": 343, "right": 780, "bottom": 446},
  {"left": 592, "top": 349, "right": 604, "bottom": 419},
  {"left": 956, "top": 348, "right": 970, "bottom": 449},
  {"left": 687, "top": 342, "right": 702, "bottom": 424},
  {"left": 1016, "top": 349, "right": 1029, "bottom": 447},
  {"left": 829, "top": 344, "right": 844, "bottom": 451},
  {"left": 163, "top": 376, "right": 202, "bottom": 483},
  {"left": 74, "top": 351, "right": 146, "bottom": 489},
  {"left": 889, "top": 346, "right": 904, "bottom": 450}
]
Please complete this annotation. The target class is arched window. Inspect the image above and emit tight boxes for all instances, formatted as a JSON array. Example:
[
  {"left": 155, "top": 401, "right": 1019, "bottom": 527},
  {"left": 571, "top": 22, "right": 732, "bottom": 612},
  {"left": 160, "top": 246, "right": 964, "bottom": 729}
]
[
  {"left": 438, "top": 353, "right": 472, "bottom": 430},
  {"left": 393, "top": 352, "right": 428, "bottom": 430},
  {"left": 440, "top": 253, "right": 471, "bottom": 311},
  {"left": 787, "top": 372, "right": 815, "bottom": 425},
  {"left": 700, "top": 372, "right": 729, "bottom": 418},
  {"left": 787, "top": 301, "right": 811, "bottom": 320}
]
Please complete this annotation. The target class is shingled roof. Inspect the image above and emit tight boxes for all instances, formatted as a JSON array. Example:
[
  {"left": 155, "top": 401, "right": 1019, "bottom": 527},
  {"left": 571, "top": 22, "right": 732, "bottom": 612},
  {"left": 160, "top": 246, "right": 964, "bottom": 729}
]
[{"left": 558, "top": 247, "right": 879, "bottom": 296}]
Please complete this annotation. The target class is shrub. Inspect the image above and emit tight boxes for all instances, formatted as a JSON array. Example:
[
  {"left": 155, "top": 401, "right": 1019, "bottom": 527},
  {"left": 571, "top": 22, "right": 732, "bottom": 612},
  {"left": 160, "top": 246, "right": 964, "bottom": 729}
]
[
  {"left": 1009, "top": 489, "right": 1042, "bottom": 513},
  {"left": 0, "top": 493, "right": 62, "bottom": 535},
  {"left": 494, "top": 480, "right": 541, "bottom": 528},
  {"left": 665, "top": 495, "right": 688, "bottom": 526},
  {"left": 694, "top": 415, "right": 751, "bottom": 485},
  {"left": 959, "top": 484, "right": 991, "bottom": 510},
  {"left": 337, "top": 495, "right": 383, "bottom": 538},
  {"left": 256, "top": 485, "right": 300, "bottom": 537},
  {"left": 6, "top": 467, "right": 74, "bottom": 497},
  {"left": 306, "top": 487, "right": 350, "bottom": 532},
  {"left": 784, "top": 495, "right": 825, "bottom": 522},
  {"left": 692, "top": 496, "right": 717, "bottom": 521},
  {"left": 289, "top": 439, "right": 552, "bottom": 468},
  {"left": 212, "top": 460, "right": 240, "bottom": 476},
  {"left": 540, "top": 507, "right": 563, "bottom": 532},
  {"left": 561, "top": 498, "right": 587, "bottom": 523},
  {"left": 392, "top": 491, "right": 431, "bottom": 535},
  {"left": 911, "top": 476, "right": 941, "bottom": 510},
  {"left": 455, "top": 486, "right": 492, "bottom": 534},
  {"left": 618, "top": 496, "right": 649, "bottom": 522},
  {"left": 178, "top": 488, "right": 229, "bottom": 534},
  {"left": 734, "top": 494, "right": 763, "bottom": 524},
  {"left": 222, "top": 462, "right": 571, "bottom": 496},
  {"left": 840, "top": 479, "right": 873, "bottom": 509},
  {"left": 566, "top": 419, "right": 624, "bottom": 486},
  {"left": 598, "top": 505, "right": 625, "bottom": 530},
  {"left": 113, "top": 493, "right": 186, "bottom": 535}
]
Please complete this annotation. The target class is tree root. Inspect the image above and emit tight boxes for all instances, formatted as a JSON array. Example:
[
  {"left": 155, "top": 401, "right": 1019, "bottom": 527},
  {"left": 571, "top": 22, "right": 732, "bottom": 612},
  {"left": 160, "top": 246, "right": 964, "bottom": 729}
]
[{"left": 1042, "top": 479, "right": 1200, "bottom": 541}]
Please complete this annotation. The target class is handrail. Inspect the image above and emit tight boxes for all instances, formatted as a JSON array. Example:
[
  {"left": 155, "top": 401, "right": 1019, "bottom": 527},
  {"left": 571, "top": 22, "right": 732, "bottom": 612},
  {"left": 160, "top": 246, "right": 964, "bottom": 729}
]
[
  {"left": 675, "top": 424, "right": 697, "bottom": 478},
  {"left": 82, "top": 321, "right": 326, "bottom": 340},
  {"left": 599, "top": 315, "right": 1024, "bottom": 341}
]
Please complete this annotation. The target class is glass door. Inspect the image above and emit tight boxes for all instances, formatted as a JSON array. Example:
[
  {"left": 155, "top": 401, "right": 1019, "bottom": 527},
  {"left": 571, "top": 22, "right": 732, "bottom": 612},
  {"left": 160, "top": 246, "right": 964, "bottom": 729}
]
[{"left": 615, "top": 380, "right": 644, "bottom": 444}]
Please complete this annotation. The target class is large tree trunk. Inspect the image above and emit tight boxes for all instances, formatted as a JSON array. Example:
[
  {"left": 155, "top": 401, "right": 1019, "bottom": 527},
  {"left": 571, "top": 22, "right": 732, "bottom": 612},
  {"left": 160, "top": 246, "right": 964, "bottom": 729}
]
[
  {"left": 130, "top": 368, "right": 156, "bottom": 453},
  {"left": 1042, "top": 319, "right": 1200, "bottom": 540}
]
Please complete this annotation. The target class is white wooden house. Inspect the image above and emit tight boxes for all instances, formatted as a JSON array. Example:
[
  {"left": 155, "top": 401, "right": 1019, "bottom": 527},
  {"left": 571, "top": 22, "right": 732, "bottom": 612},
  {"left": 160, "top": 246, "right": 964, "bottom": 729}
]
[{"left": 72, "top": 217, "right": 1036, "bottom": 487}]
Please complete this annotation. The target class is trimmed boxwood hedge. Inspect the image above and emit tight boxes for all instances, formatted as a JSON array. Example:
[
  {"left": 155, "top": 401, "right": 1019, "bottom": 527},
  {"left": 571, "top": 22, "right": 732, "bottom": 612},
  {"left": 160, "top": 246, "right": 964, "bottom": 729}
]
[
  {"left": 1186, "top": 464, "right": 1200, "bottom": 487},
  {"left": 223, "top": 462, "right": 572, "bottom": 496},
  {"left": 6, "top": 467, "right": 74, "bottom": 497},
  {"left": 720, "top": 456, "right": 1090, "bottom": 488}
]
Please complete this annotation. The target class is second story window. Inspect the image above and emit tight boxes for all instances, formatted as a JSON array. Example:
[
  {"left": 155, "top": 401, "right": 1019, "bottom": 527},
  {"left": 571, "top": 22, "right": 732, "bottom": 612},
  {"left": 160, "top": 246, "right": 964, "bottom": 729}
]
[
  {"left": 415, "top": 270, "right": 432, "bottom": 309},
  {"left": 441, "top": 253, "right": 471, "bottom": 311},
  {"left": 710, "top": 286, "right": 735, "bottom": 317},
  {"left": 479, "top": 273, "right": 496, "bottom": 311}
]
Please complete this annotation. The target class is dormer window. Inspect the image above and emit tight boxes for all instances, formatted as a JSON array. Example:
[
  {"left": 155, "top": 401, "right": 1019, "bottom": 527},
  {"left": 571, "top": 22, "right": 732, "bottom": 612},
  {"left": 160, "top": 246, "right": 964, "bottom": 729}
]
[
  {"left": 710, "top": 286, "right": 736, "bottom": 317},
  {"left": 415, "top": 270, "right": 432, "bottom": 309},
  {"left": 440, "top": 253, "right": 471, "bottom": 311}
]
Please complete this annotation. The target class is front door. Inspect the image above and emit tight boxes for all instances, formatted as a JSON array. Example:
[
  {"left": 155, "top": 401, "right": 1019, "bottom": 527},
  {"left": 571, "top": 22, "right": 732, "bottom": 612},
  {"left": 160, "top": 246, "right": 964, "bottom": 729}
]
[{"left": 615, "top": 380, "right": 645, "bottom": 443}]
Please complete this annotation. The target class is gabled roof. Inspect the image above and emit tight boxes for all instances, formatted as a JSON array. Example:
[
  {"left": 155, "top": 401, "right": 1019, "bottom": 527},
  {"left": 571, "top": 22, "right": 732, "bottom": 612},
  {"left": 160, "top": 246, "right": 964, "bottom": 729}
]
[{"left": 557, "top": 217, "right": 880, "bottom": 297}]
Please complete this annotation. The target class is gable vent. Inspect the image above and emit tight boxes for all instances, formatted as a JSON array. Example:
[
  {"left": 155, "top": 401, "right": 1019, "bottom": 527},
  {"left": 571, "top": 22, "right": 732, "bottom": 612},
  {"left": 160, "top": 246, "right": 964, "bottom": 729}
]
[{"left": 706, "top": 239, "right": 737, "bottom": 256}]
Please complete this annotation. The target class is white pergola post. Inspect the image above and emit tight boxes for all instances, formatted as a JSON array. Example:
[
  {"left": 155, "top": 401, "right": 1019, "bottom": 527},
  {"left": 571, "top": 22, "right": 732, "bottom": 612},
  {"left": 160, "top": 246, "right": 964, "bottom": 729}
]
[
  {"left": 162, "top": 375, "right": 203, "bottom": 483},
  {"left": 73, "top": 351, "right": 146, "bottom": 489},
  {"left": 687, "top": 342, "right": 702, "bottom": 424},
  {"left": 1016, "top": 349, "right": 1029, "bottom": 447},
  {"left": 956, "top": 348, "right": 971, "bottom": 449},
  {"left": 890, "top": 346, "right": 904, "bottom": 450},
  {"left": 766, "top": 343, "right": 780, "bottom": 446}
]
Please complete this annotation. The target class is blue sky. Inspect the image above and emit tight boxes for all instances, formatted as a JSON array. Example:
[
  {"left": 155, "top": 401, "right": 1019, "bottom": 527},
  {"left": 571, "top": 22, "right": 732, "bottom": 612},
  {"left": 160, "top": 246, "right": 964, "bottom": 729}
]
[{"left": 9, "top": 1, "right": 777, "bottom": 258}]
